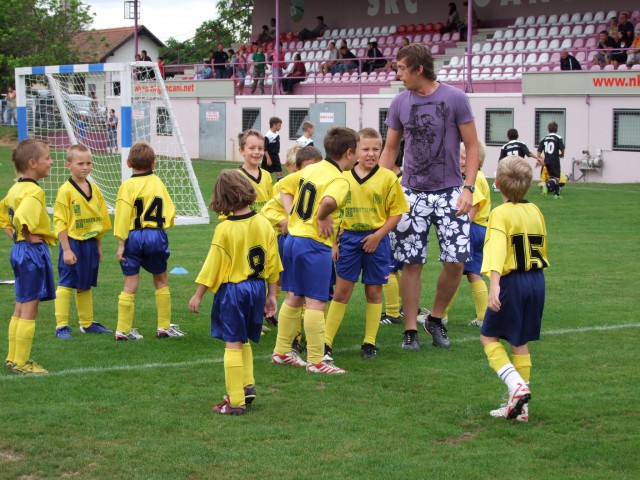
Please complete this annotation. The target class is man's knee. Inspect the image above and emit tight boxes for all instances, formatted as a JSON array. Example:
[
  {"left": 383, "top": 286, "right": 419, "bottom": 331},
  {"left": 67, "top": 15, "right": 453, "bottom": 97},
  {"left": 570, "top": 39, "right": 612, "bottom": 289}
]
[{"left": 443, "top": 262, "right": 464, "bottom": 276}]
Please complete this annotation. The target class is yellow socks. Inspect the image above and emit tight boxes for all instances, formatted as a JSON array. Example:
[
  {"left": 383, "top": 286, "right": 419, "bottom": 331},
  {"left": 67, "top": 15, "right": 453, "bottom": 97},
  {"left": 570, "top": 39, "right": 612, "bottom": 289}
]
[
  {"left": 513, "top": 354, "right": 532, "bottom": 383},
  {"left": 242, "top": 343, "right": 255, "bottom": 387},
  {"left": 383, "top": 272, "right": 401, "bottom": 317},
  {"left": 273, "top": 303, "right": 302, "bottom": 355},
  {"left": 324, "top": 301, "right": 347, "bottom": 348},
  {"left": 303, "top": 309, "right": 325, "bottom": 364},
  {"left": 155, "top": 286, "right": 171, "bottom": 330},
  {"left": 117, "top": 292, "right": 135, "bottom": 333},
  {"left": 14, "top": 319, "right": 36, "bottom": 367},
  {"left": 471, "top": 280, "right": 488, "bottom": 321},
  {"left": 55, "top": 286, "right": 73, "bottom": 329},
  {"left": 76, "top": 290, "right": 93, "bottom": 328},
  {"left": 484, "top": 342, "right": 526, "bottom": 391},
  {"left": 224, "top": 348, "right": 245, "bottom": 406},
  {"left": 364, "top": 302, "right": 382, "bottom": 346},
  {"left": 6, "top": 316, "right": 19, "bottom": 364}
]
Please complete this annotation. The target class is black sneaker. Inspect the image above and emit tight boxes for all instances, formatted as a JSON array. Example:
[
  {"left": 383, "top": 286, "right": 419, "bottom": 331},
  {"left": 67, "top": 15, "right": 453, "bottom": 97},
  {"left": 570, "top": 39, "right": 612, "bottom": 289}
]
[
  {"left": 361, "top": 343, "right": 379, "bottom": 360},
  {"left": 265, "top": 315, "right": 278, "bottom": 326},
  {"left": 424, "top": 315, "right": 451, "bottom": 348},
  {"left": 323, "top": 344, "right": 334, "bottom": 364},
  {"left": 244, "top": 384, "right": 257, "bottom": 405},
  {"left": 401, "top": 330, "right": 420, "bottom": 351},
  {"left": 380, "top": 313, "right": 402, "bottom": 325}
]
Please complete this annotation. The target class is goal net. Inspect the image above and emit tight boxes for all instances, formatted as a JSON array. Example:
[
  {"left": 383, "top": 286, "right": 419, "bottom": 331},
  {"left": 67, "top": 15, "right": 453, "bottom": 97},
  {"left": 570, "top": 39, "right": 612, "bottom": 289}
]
[{"left": 14, "top": 62, "right": 209, "bottom": 225}]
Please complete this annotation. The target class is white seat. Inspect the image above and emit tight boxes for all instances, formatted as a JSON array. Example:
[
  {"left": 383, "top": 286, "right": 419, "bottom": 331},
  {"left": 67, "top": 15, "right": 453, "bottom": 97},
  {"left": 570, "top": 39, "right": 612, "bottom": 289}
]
[
  {"left": 550, "top": 52, "right": 561, "bottom": 63},
  {"left": 503, "top": 40, "right": 514, "bottom": 52},
  {"left": 481, "top": 54, "right": 492, "bottom": 66},
  {"left": 569, "top": 13, "right": 582, "bottom": 24},
  {"left": 244, "top": 74, "right": 253, "bottom": 86},
  {"left": 575, "top": 51, "right": 586, "bottom": 63},
  {"left": 284, "top": 52, "right": 293, "bottom": 62},
  {"left": 590, "top": 65, "right": 602, "bottom": 71},
  {"left": 503, "top": 53, "right": 515, "bottom": 65},
  {"left": 525, "top": 40, "right": 537, "bottom": 51},
  {"left": 303, "top": 40, "right": 312, "bottom": 50},
  {"left": 603, "top": 64, "right": 614, "bottom": 71},
  {"left": 558, "top": 14, "right": 570, "bottom": 24},
  {"left": 515, "top": 40, "right": 526, "bottom": 51},
  {"left": 300, "top": 51, "right": 308, "bottom": 61},
  {"left": 536, "top": 26, "right": 548, "bottom": 38},
  {"left": 583, "top": 25, "right": 595, "bottom": 37},
  {"left": 606, "top": 11, "right": 617, "bottom": 21},
  {"left": 503, "top": 29, "right": 514, "bottom": 40},
  {"left": 573, "top": 38, "right": 585, "bottom": 49},
  {"left": 449, "top": 55, "right": 461, "bottom": 68},
  {"left": 480, "top": 67, "right": 491, "bottom": 79},
  {"left": 514, "top": 28, "right": 525, "bottom": 39},
  {"left": 493, "top": 29, "right": 504, "bottom": 41},
  {"left": 525, "top": 15, "right": 536, "bottom": 26},
  {"left": 388, "top": 25, "right": 397, "bottom": 34},
  {"left": 363, "top": 27, "right": 372, "bottom": 36},
  {"left": 437, "top": 69, "right": 447, "bottom": 81},
  {"left": 413, "top": 34, "right": 422, "bottom": 43},
  {"left": 354, "top": 27, "right": 363, "bottom": 37},
  {"left": 329, "top": 28, "right": 339, "bottom": 38},
  {"left": 514, "top": 16, "right": 525, "bottom": 26},
  {"left": 373, "top": 26, "right": 382, "bottom": 36},
  {"left": 482, "top": 42, "right": 492, "bottom": 53},
  {"left": 580, "top": 12, "right": 593, "bottom": 24},
  {"left": 472, "top": 42, "right": 482, "bottom": 53},
  {"left": 535, "top": 15, "right": 547, "bottom": 25},
  {"left": 548, "top": 26, "right": 559, "bottom": 37},
  {"left": 491, "top": 54, "right": 503, "bottom": 66},
  {"left": 593, "top": 11, "right": 605, "bottom": 23},
  {"left": 319, "top": 39, "right": 327, "bottom": 49},
  {"left": 491, "top": 41, "right": 504, "bottom": 53},
  {"left": 524, "top": 53, "right": 538, "bottom": 65},
  {"left": 549, "top": 39, "right": 560, "bottom": 50},
  {"left": 632, "top": 64, "right": 640, "bottom": 71},
  {"left": 537, "top": 52, "right": 549, "bottom": 65},
  {"left": 432, "top": 33, "right": 442, "bottom": 42},
  {"left": 571, "top": 25, "right": 583, "bottom": 36},
  {"left": 560, "top": 38, "right": 572, "bottom": 50},
  {"left": 525, "top": 27, "right": 536, "bottom": 38},
  {"left": 311, "top": 40, "right": 319, "bottom": 49},
  {"left": 490, "top": 67, "right": 503, "bottom": 80},
  {"left": 338, "top": 28, "right": 347, "bottom": 37},
  {"left": 503, "top": 66, "right": 515, "bottom": 79},
  {"left": 547, "top": 14, "right": 558, "bottom": 25},
  {"left": 446, "top": 68, "right": 458, "bottom": 82},
  {"left": 536, "top": 39, "right": 548, "bottom": 51},
  {"left": 559, "top": 26, "right": 571, "bottom": 37},
  {"left": 322, "top": 30, "right": 331, "bottom": 39},
  {"left": 471, "top": 68, "right": 481, "bottom": 80},
  {"left": 552, "top": 65, "right": 561, "bottom": 71},
  {"left": 618, "top": 64, "right": 628, "bottom": 70},
  {"left": 585, "top": 37, "right": 597, "bottom": 49},
  {"left": 323, "top": 49, "right": 331, "bottom": 60},
  {"left": 346, "top": 28, "right": 355, "bottom": 38},
  {"left": 539, "top": 65, "right": 550, "bottom": 72},
  {"left": 471, "top": 55, "right": 481, "bottom": 67}
]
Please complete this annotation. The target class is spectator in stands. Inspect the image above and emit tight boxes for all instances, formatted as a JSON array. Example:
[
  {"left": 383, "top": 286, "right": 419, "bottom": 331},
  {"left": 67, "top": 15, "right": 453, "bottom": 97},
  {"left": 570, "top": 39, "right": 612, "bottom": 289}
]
[
  {"left": 233, "top": 49, "right": 248, "bottom": 95},
  {"left": 560, "top": 50, "right": 581, "bottom": 71},
  {"left": 440, "top": 2, "right": 460, "bottom": 34},
  {"left": 270, "top": 43, "right": 287, "bottom": 93},
  {"left": 281, "top": 53, "right": 306, "bottom": 94},
  {"left": 592, "top": 31, "right": 616, "bottom": 67},
  {"left": 268, "top": 18, "right": 276, "bottom": 38},
  {"left": 298, "top": 15, "right": 329, "bottom": 41},
  {"left": 380, "top": 38, "right": 408, "bottom": 76},
  {"left": 331, "top": 45, "right": 357, "bottom": 75},
  {"left": 364, "top": 41, "right": 386, "bottom": 73},
  {"left": 320, "top": 41, "right": 338, "bottom": 74},
  {"left": 226, "top": 49, "right": 236, "bottom": 79},
  {"left": 607, "top": 17, "right": 619, "bottom": 38},
  {"left": 158, "top": 56, "right": 165, "bottom": 79},
  {"left": 213, "top": 43, "right": 229, "bottom": 79},
  {"left": 627, "top": 28, "right": 640, "bottom": 68},
  {"left": 618, "top": 12, "right": 635, "bottom": 45},
  {"left": 251, "top": 45, "right": 266, "bottom": 95},
  {"left": 141, "top": 50, "right": 155, "bottom": 80},
  {"left": 610, "top": 31, "right": 631, "bottom": 69},
  {"left": 256, "top": 25, "right": 273, "bottom": 45},
  {"left": 458, "top": 1, "right": 479, "bottom": 41},
  {"left": 134, "top": 53, "right": 143, "bottom": 80}
]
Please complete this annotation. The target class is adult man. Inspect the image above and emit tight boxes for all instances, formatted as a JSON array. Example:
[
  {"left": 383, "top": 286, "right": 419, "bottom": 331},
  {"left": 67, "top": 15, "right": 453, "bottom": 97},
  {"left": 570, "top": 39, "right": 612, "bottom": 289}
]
[
  {"left": 592, "top": 31, "right": 616, "bottom": 67},
  {"left": 298, "top": 16, "right": 329, "bottom": 41},
  {"left": 212, "top": 43, "right": 229, "bottom": 79},
  {"left": 380, "top": 43, "right": 479, "bottom": 351},
  {"left": 140, "top": 50, "right": 155, "bottom": 80},
  {"left": 560, "top": 50, "right": 581, "bottom": 71},
  {"left": 618, "top": 11, "right": 635, "bottom": 45}
]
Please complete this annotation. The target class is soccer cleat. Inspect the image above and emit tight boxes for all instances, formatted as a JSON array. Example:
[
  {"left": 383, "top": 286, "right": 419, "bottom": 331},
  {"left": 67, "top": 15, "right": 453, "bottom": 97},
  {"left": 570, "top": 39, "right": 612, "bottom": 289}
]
[
  {"left": 4, "top": 360, "right": 14, "bottom": 371},
  {"left": 361, "top": 343, "right": 379, "bottom": 360},
  {"left": 79, "top": 322, "right": 113, "bottom": 334},
  {"left": 416, "top": 307, "right": 431, "bottom": 325},
  {"left": 380, "top": 313, "right": 402, "bottom": 325},
  {"left": 265, "top": 315, "right": 278, "bottom": 326},
  {"left": 306, "top": 360, "right": 348, "bottom": 374},
  {"left": 490, "top": 403, "right": 529, "bottom": 422},
  {"left": 244, "top": 384, "right": 257, "bottom": 405},
  {"left": 55, "top": 325, "right": 73, "bottom": 339},
  {"left": 271, "top": 351, "right": 309, "bottom": 367},
  {"left": 291, "top": 337, "right": 306, "bottom": 354},
  {"left": 212, "top": 396, "right": 247, "bottom": 415},
  {"left": 11, "top": 359, "right": 48, "bottom": 375},
  {"left": 469, "top": 318, "right": 483, "bottom": 327},
  {"left": 554, "top": 195, "right": 562, "bottom": 200},
  {"left": 401, "top": 330, "right": 420, "bottom": 351},
  {"left": 114, "top": 328, "right": 144, "bottom": 341},
  {"left": 157, "top": 325, "right": 186, "bottom": 338},
  {"left": 424, "top": 316, "right": 451, "bottom": 348},
  {"left": 541, "top": 184, "right": 548, "bottom": 196},
  {"left": 506, "top": 382, "right": 531, "bottom": 419}
]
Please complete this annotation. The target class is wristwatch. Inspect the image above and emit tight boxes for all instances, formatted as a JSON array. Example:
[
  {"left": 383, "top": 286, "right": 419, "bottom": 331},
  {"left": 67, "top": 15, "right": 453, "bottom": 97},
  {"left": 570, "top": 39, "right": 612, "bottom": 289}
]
[{"left": 463, "top": 184, "right": 475, "bottom": 193}]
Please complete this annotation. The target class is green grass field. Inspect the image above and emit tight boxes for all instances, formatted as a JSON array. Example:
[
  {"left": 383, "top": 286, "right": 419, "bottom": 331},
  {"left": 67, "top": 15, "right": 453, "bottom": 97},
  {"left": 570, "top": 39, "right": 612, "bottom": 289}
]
[{"left": 0, "top": 145, "right": 638, "bottom": 480}]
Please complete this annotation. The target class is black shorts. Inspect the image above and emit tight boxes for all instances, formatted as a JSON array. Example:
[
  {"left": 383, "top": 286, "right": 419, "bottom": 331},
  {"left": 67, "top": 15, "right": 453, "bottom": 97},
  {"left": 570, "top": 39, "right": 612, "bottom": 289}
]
[{"left": 261, "top": 153, "right": 282, "bottom": 173}]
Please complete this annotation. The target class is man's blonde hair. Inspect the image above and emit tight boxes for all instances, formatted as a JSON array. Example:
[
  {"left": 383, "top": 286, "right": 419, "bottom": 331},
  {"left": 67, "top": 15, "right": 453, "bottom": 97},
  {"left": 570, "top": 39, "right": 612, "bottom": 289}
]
[{"left": 496, "top": 156, "right": 532, "bottom": 203}]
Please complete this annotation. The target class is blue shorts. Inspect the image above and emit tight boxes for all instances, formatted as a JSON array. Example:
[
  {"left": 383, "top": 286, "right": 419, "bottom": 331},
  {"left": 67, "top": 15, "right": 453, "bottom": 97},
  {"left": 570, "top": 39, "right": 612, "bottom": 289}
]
[
  {"left": 211, "top": 278, "right": 266, "bottom": 343},
  {"left": 281, "top": 235, "right": 333, "bottom": 301},
  {"left": 120, "top": 229, "right": 170, "bottom": 276},
  {"left": 11, "top": 242, "right": 56, "bottom": 303},
  {"left": 336, "top": 230, "right": 390, "bottom": 285},
  {"left": 58, "top": 237, "right": 100, "bottom": 290},
  {"left": 392, "top": 186, "right": 471, "bottom": 264},
  {"left": 464, "top": 223, "right": 486, "bottom": 276},
  {"left": 481, "top": 270, "right": 546, "bottom": 347}
]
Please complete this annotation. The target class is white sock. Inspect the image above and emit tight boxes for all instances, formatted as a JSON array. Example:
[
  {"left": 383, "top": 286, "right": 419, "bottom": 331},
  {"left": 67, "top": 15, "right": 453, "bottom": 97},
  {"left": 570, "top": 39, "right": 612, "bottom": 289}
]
[{"left": 497, "top": 364, "right": 526, "bottom": 392}]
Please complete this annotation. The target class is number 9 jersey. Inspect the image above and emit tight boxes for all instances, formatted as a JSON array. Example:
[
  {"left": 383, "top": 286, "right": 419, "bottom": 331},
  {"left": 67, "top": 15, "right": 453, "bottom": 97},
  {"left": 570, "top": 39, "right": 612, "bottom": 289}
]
[
  {"left": 481, "top": 201, "right": 550, "bottom": 277},
  {"left": 114, "top": 171, "right": 176, "bottom": 240}
]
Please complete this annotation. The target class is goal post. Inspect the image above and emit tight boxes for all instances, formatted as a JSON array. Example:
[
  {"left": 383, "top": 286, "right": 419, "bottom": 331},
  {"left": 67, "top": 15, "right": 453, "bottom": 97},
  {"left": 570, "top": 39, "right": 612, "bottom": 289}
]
[{"left": 14, "top": 62, "right": 209, "bottom": 225}]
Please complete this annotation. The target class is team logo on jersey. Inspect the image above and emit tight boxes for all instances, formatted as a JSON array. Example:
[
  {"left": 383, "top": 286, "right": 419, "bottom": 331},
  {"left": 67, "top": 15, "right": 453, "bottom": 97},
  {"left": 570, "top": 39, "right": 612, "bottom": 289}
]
[
  {"left": 73, "top": 204, "right": 81, "bottom": 215},
  {"left": 372, "top": 193, "right": 382, "bottom": 205},
  {"left": 345, "top": 191, "right": 352, "bottom": 204}
]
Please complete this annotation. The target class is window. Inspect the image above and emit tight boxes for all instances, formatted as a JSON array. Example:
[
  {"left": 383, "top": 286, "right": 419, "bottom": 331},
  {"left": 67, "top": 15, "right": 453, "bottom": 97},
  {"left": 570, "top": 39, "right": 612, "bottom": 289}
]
[
  {"left": 289, "top": 108, "right": 309, "bottom": 139},
  {"left": 379, "top": 108, "right": 389, "bottom": 140},
  {"left": 156, "top": 107, "right": 172, "bottom": 136},
  {"left": 613, "top": 109, "right": 640, "bottom": 151},
  {"left": 242, "top": 108, "right": 260, "bottom": 131},
  {"left": 535, "top": 109, "right": 566, "bottom": 145},
  {"left": 485, "top": 109, "right": 513, "bottom": 146}
]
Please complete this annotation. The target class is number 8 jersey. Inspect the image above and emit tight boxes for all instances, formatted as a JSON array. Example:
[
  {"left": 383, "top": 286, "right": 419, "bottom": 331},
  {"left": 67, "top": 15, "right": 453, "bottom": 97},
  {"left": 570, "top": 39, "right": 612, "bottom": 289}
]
[
  {"left": 481, "top": 201, "right": 550, "bottom": 276},
  {"left": 114, "top": 171, "right": 176, "bottom": 240}
]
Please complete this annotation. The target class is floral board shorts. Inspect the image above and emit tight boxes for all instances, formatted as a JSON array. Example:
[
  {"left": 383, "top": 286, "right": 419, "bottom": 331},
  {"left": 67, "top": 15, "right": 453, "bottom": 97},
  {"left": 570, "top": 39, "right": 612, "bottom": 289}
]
[{"left": 389, "top": 186, "right": 471, "bottom": 265}]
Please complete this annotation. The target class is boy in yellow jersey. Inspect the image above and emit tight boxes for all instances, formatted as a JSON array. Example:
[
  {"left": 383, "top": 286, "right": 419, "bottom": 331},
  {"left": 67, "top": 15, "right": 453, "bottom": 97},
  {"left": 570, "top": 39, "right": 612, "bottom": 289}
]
[
  {"left": 189, "top": 170, "right": 281, "bottom": 415},
  {"left": 324, "top": 128, "right": 408, "bottom": 361},
  {"left": 2, "top": 139, "right": 56, "bottom": 374},
  {"left": 53, "top": 145, "right": 113, "bottom": 339},
  {"left": 272, "top": 127, "right": 359, "bottom": 374},
  {"left": 238, "top": 129, "right": 274, "bottom": 213},
  {"left": 114, "top": 142, "right": 183, "bottom": 340},
  {"left": 481, "top": 156, "right": 550, "bottom": 423}
]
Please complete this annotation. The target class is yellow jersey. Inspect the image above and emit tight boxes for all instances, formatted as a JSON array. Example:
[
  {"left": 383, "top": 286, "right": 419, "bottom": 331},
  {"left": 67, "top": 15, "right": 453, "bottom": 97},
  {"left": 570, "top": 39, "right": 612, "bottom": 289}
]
[
  {"left": 54, "top": 178, "right": 112, "bottom": 240},
  {"left": 1, "top": 179, "right": 56, "bottom": 245},
  {"left": 471, "top": 170, "right": 491, "bottom": 227},
  {"left": 260, "top": 181, "right": 286, "bottom": 233}
]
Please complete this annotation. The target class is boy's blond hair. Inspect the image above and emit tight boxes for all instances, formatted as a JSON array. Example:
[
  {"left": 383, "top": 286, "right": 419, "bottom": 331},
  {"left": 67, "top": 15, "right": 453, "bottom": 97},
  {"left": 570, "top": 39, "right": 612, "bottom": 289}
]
[
  {"left": 12, "top": 139, "right": 49, "bottom": 174},
  {"left": 460, "top": 141, "right": 486, "bottom": 168},
  {"left": 210, "top": 169, "right": 257, "bottom": 215},
  {"left": 358, "top": 127, "right": 383, "bottom": 144},
  {"left": 128, "top": 142, "right": 155, "bottom": 170},
  {"left": 238, "top": 129, "right": 264, "bottom": 149},
  {"left": 301, "top": 121, "right": 314, "bottom": 133},
  {"left": 285, "top": 144, "right": 302, "bottom": 170},
  {"left": 67, "top": 144, "right": 91, "bottom": 163},
  {"left": 496, "top": 156, "right": 532, "bottom": 203}
]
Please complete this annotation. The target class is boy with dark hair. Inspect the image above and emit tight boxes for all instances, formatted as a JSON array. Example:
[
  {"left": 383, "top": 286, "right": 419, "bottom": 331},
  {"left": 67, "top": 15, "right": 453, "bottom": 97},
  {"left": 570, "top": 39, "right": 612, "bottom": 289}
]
[
  {"left": 537, "top": 121, "right": 565, "bottom": 199},
  {"left": 2, "top": 139, "right": 56, "bottom": 374},
  {"left": 481, "top": 156, "right": 549, "bottom": 422},
  {"left": 114, "top": 142, "right": 183, "bottom": 340},
  {"left": 499, "top": 129, "right": 536, "bottom": 161},
  {"left": 262, "top": 117, "right": 283, "bottom": 181},
  {"left": 272, "top": 127, "right": 359, "bottom": 374}
]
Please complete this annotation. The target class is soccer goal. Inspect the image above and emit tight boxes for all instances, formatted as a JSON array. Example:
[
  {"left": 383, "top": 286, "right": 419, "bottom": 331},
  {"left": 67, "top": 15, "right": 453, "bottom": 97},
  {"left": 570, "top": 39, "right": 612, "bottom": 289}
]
[{"left": 14, "top": 62, "right": 209, "bottom": 225}]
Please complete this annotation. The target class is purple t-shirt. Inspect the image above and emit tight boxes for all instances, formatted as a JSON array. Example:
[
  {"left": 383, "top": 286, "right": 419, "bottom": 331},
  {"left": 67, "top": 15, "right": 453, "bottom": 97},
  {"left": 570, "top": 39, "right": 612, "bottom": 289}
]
[{"left": 385, "top": 83, "right": 475, "bottom": 191}]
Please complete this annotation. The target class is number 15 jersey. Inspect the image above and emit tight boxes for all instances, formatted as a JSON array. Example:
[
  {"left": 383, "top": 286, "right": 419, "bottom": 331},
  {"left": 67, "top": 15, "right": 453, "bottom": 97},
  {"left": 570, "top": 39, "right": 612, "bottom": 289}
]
[
  {"left": 481, "top": 201, "right": 550, "bottom": 277},
  {"left": 114, "top": 171, "right": 176, "bottom": 240}
]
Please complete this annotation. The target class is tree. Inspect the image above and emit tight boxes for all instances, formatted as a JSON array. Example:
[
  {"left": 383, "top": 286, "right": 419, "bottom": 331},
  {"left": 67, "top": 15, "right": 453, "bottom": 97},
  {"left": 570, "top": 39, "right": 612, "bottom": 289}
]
[{"left": 0, "top": 0, "right": 99, "bottom": 91}]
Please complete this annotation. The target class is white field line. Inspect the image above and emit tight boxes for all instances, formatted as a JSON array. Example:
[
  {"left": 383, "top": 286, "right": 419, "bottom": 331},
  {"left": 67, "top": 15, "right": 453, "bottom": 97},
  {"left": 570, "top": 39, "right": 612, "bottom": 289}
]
[{"left": 2, "top": 322, "right": 639, "bottom": 381}]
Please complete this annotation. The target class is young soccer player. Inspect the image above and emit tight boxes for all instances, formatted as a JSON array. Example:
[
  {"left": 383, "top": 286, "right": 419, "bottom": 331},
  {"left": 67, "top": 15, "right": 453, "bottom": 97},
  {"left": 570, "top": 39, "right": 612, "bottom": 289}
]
[
  {"left": 494, "top": 128, "right": 537, "bottom": 192},
  {"left": 262, "top": 117, "right": 283, "bottom": 181},
  {"left": 296, "top": 121, "right": 315, "bottom": 147},
  {"left": 481, "top": 156, "right": 549, "bottom": 422},
  {"left": 324, "top": 128, "right": 408, "bottom": 360},
  {"left": 2, "top": 139, "right": 56, "bottom": 374},
  {"left": 53, "top": 145, "right": 113, "bottom": 339},
  {"left": 272, "top": 127, "right": 359, "bottom": 374},
  {"left": 537, "top": 121, "right": 565, "bottom": 199},
  {"left": 189, "top": 170, "right": 281, "bottom": 415},
  {"left": 114, "top": 141, "right": 184, "bottom": 340},
  {"left": 238, "top": 129, "right": 274, "bottom": 213}
]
